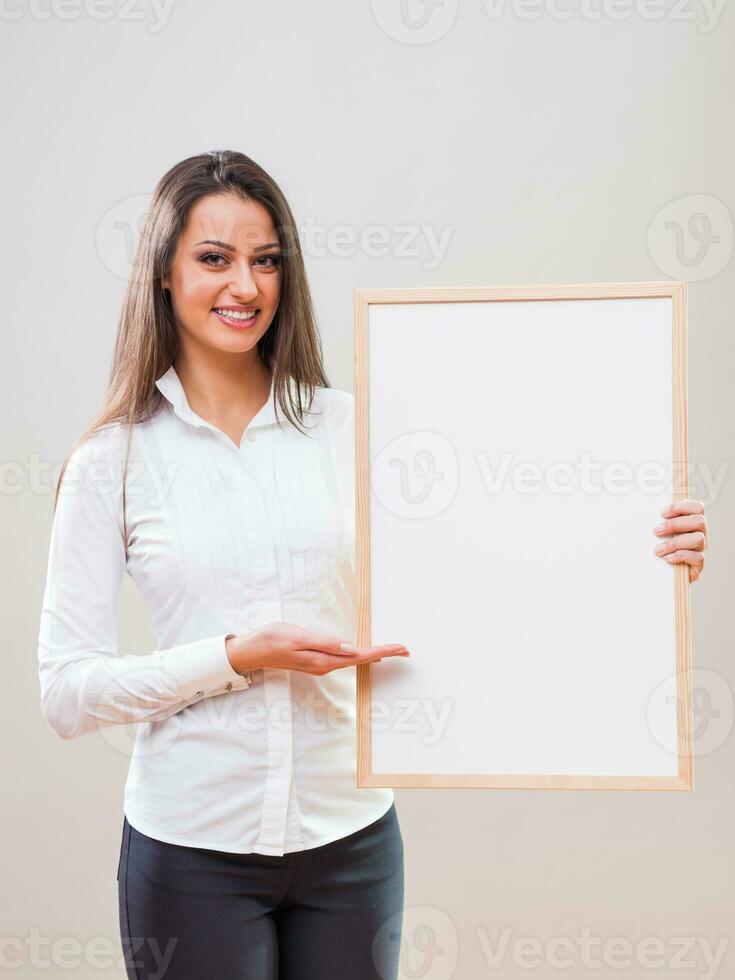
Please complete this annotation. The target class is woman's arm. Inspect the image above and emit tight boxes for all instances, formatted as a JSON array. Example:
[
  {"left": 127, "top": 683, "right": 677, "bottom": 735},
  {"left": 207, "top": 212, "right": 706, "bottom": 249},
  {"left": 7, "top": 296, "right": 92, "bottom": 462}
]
[{"left": 37, "top": 437, "right": 251, "bottom": 740}]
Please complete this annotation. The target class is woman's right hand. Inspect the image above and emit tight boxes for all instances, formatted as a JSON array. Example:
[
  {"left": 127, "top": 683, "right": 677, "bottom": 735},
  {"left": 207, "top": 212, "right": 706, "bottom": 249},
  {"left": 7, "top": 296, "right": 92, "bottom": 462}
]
[{"left": 225, "top": 622, "right": 411, "bottom": 677}]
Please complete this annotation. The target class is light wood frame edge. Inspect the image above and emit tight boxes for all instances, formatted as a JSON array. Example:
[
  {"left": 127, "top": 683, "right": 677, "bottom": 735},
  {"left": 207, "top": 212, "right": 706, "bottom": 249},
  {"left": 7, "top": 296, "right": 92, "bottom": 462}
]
[{"left": 355, "top": 282, "right": 692, "bottom": 791}]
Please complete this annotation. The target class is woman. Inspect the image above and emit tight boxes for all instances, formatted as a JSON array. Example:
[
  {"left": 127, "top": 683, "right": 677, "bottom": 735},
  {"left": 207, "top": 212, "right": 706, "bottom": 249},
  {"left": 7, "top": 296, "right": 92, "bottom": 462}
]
[
  {"left": 37, "top": 150, "right": 708, "bottom": 979},
  {"left": 38, "top": 150, "right": 410, "bottom": 980}
]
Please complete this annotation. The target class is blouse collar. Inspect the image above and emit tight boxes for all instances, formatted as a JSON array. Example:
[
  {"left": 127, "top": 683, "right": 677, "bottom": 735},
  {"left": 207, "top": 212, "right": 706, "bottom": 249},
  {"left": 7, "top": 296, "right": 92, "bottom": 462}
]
[{"left": 154, "top": 363, "right": 280, "bottom": 433}]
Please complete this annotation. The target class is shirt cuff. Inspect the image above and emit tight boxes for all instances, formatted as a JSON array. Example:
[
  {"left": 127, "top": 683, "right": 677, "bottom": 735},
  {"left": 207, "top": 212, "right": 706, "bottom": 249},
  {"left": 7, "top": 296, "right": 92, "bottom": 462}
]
[{"left": 162, "top": 633, "right": 253, "bottom": 701}]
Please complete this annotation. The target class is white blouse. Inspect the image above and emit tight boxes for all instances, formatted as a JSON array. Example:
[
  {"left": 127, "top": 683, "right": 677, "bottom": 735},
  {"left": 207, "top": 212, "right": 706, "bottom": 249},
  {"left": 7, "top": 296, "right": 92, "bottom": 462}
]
[{"left": 37, "top": 364, "right": 393, "bottom": 855}]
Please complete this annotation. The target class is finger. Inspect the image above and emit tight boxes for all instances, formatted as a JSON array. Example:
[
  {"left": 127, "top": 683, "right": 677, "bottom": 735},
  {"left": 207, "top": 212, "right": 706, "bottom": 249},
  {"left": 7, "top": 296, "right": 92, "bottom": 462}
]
[
  {"left": 654, "top": 513, "right": 707, "bottom": 537},
  {"left": 329, "top": 647, "right": 410, "bottom": 665},
  {"left": 662, "top": 548, "right": 705, "bottom": 579},
  {"left": 310, "top": 647, "right": 410, "bottom": 668},
  {"left": 661, "top": 499, "right": 705, "bottom": 518},
  {"left": 351, "top": 646, "right": 410, "bottom": 660},
  {"left": 293, "top": 631, "right": 386, "bottom": 657},
  {"left": 364, "top": 643, "right": 410, "bottom": 654},
  {"left": 339, "top": 643, "right": 409, "bottom": 657},
  {"left": 654, "top": 530, "right": 706, "bottom": 555}
]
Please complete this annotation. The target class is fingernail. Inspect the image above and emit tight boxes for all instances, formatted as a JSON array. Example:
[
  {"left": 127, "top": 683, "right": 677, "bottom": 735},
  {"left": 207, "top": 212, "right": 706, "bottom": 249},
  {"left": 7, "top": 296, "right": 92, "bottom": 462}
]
[
  {"left": 340, "top": 643, "right": 356, "bottom": 652},
  {"left": 654, "top": 523, "right": 666, "bottom": 533}
]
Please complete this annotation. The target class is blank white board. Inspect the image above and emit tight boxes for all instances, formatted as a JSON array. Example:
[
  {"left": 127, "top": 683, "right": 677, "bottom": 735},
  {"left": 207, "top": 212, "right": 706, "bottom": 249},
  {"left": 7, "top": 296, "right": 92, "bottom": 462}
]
[{"left": 354, "top": 283, "right": 692, "bottom": 791}]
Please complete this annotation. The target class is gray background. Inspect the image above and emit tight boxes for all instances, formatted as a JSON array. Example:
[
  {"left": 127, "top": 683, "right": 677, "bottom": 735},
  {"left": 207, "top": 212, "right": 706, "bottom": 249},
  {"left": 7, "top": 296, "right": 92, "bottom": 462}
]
[{"left": 3, "top": 0, "right": 732, "bottom": 976}]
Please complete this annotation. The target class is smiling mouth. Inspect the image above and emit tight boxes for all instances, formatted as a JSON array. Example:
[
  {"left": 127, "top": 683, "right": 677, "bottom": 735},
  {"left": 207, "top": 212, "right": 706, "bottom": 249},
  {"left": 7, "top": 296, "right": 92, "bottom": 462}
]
[{"left": 213, "top": 307, "right": 259, "bottom": 323}]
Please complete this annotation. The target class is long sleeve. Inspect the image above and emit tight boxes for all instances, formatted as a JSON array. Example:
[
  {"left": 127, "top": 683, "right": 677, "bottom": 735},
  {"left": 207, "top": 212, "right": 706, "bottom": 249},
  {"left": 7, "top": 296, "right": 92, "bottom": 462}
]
[{"left": 37, "top": 436, "right": 252, "bottom": 740}]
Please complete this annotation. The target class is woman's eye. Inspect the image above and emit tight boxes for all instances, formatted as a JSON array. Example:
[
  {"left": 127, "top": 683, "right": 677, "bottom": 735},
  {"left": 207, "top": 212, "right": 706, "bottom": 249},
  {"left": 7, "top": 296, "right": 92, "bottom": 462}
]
[
  {"left": 200, "top": 252, "right": 228, "bottom": 267},
  {"left": 198, "top": 252, "right": 282, "bottom": 270}
]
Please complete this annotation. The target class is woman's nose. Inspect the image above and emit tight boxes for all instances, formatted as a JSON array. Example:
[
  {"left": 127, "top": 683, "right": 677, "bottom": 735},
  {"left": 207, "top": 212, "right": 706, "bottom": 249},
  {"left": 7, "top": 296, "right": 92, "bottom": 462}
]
[{"left": 228, "top": 263, "right": 259, "bottom": 300}]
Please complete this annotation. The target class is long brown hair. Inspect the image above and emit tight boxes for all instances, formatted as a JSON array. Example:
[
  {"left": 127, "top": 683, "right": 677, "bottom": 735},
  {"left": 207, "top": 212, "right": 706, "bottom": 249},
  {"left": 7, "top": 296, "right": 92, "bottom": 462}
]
[{"left": 53, "top": 150, "right": 330, "bottom": 553}]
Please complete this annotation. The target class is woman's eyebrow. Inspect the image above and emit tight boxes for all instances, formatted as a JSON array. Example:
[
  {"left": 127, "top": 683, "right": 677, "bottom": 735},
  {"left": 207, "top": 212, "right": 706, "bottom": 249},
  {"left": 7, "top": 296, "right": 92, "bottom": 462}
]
[{"left": 194, "top": 239, "right": 281, "bottom": 252}]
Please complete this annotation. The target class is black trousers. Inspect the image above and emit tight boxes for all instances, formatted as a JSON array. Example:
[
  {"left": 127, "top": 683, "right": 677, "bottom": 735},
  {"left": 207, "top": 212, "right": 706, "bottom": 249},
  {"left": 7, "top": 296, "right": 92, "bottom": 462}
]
[{"left": 117, "top": 803, "right": 404, "bottom": 979}]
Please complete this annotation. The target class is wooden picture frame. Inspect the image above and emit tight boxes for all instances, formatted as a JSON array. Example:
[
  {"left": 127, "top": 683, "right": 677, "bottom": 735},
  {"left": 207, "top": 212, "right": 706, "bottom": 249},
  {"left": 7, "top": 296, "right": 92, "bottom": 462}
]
[{"left": 354, "top": 283, "right": 692, "bottom": 791}]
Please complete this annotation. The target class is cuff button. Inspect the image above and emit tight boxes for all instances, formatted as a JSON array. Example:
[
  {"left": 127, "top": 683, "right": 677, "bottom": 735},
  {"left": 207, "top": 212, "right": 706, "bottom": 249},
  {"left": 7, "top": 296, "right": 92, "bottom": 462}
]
[{"left": 225, "top": 682, "right": 233, "bottom": 691}]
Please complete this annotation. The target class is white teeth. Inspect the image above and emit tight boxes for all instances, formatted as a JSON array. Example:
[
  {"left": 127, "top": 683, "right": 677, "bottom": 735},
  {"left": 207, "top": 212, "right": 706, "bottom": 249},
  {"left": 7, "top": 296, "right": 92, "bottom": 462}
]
[{"left": 215, "top": 308, "right": 257, "bottom": 321}]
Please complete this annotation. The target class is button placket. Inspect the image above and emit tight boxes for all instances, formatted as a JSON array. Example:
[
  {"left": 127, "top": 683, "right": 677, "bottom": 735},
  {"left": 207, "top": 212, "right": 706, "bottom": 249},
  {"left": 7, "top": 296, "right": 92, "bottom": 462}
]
[{"left": 256, "top": 670, "right": 293, "bottom": 853}]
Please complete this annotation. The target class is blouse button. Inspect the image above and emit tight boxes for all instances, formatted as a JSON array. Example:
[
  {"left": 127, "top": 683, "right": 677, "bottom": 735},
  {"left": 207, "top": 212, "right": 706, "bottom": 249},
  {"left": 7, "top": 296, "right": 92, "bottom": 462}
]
[{"left": 246, "top": 431, "right": 256, "bottom": 444}]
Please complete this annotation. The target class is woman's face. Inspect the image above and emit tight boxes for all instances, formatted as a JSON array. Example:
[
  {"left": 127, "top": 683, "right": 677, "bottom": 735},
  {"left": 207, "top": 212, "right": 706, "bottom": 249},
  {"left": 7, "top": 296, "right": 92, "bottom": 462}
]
[{"left": 161, "top": 191, "right": 282, "bottom": 358}]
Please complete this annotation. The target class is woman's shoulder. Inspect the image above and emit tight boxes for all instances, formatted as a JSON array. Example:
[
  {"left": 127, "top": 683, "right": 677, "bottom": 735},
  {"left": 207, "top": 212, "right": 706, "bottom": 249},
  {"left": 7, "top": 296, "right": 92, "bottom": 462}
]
[
  {"left": 312, "top": 384, "right": 354, "bottom": 416},
  {"left": 66, "top": 415, "right": 152, "bottom": 473},
  {"left": 310, "top": 385, "right": 355, "bottom": 433}
]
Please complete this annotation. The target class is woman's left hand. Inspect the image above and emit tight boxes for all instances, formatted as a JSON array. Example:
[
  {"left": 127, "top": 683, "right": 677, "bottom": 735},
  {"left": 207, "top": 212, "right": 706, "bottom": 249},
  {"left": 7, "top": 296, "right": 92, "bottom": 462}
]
[{"left": 653, "top": 498, "right": 708, "bottom": 582}]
